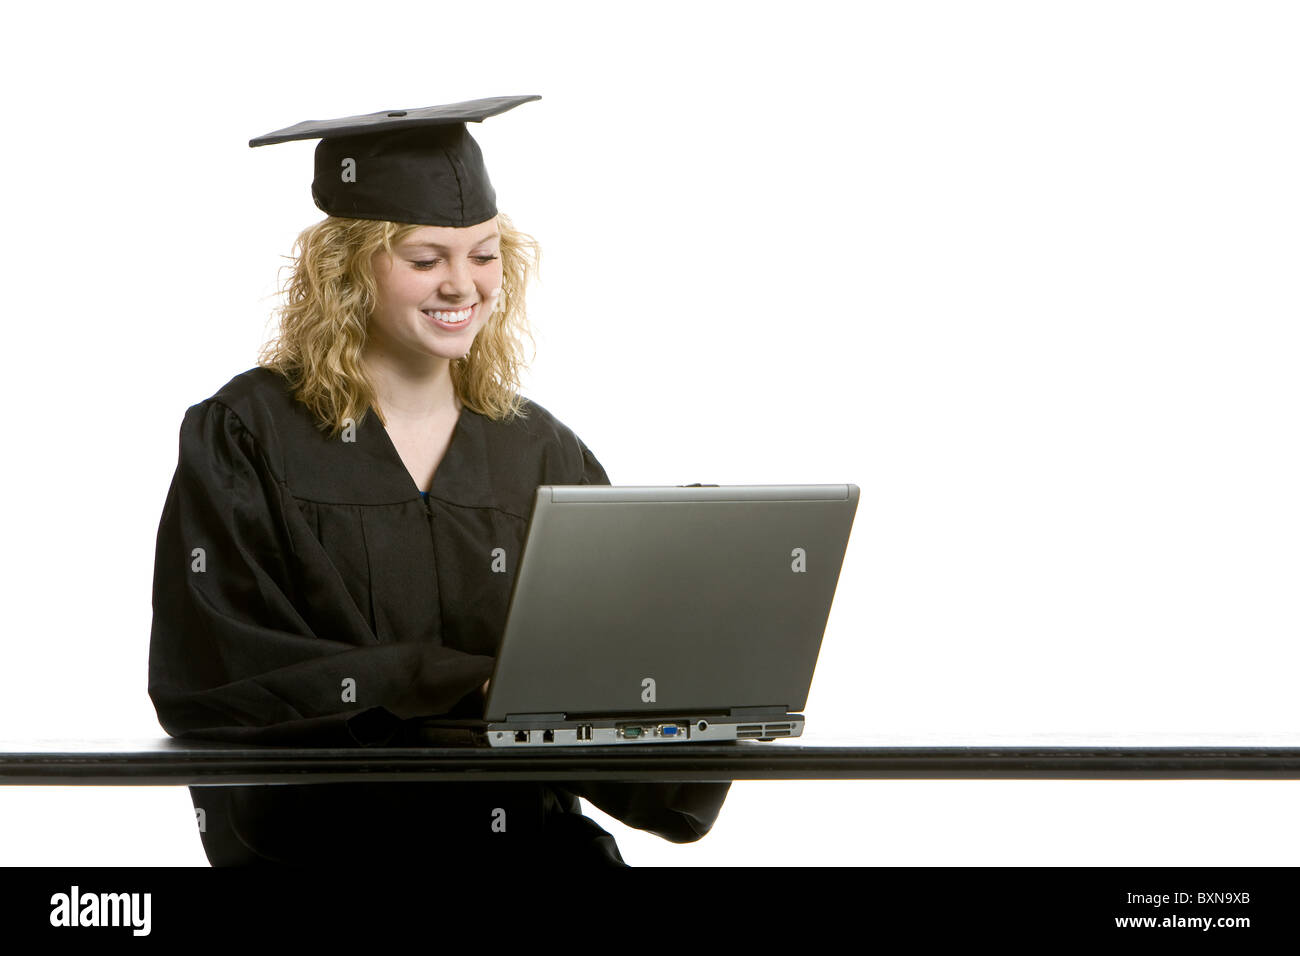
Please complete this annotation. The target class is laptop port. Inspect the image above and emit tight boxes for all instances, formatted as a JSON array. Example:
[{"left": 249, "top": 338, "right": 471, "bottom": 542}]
[
  {"left": 543, "top": 729, "right": 554, "bottom": 743},
  {"left": 514, "top": 730, "right": 528, "bottom": 743},
  {"left": 576, "top": 724, "right": 593, "bottom": 741},
  {"left": 619, "top": 726, "right": 643, "bottom": 739}
]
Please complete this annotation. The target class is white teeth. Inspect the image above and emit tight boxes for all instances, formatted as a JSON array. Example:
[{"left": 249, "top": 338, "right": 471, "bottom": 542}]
[{"left": 425, "top": 306, "right": 472, "bottom": 323}]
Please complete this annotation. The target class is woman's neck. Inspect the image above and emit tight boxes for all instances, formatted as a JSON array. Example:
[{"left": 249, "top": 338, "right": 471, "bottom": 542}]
[{"left": 363, "top": 348, "right": 461, "bottom": 425}]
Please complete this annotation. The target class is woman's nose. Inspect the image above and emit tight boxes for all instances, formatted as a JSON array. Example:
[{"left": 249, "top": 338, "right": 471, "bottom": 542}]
[{"left": 439, "top": 261, "right": 474, "bottom": 298}]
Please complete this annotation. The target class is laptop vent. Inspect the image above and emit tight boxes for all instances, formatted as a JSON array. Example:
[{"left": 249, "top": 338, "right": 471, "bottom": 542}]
[{"left": 737, "top": 723, "right": 794, "bottom": 739}]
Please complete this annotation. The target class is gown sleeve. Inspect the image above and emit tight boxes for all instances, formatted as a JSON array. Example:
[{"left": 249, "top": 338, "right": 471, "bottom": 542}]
[
  {"left": 147, "top": 400, "right": 495, "bottom": 747},
  {"left": 553, "top": 431, "right": 733, "bottom": 843}
]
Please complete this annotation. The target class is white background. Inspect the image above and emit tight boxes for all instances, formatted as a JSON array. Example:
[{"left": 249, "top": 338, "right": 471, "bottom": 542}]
[{"left": 1, "top": 0, "right": 1297, "bottom": 866}]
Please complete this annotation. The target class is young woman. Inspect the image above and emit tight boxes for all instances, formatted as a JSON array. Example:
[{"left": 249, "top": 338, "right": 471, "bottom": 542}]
[{"left": 147, "top": 97, "right": 730, "bottom": 866}]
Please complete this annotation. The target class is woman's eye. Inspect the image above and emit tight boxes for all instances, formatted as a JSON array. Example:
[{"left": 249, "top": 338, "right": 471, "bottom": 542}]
[{"left": 411, "top": 255, "right": 498, "bottom": 269}]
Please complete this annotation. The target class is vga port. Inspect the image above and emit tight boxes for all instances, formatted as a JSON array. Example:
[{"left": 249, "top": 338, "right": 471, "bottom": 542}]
[{"left": 617, "top": 722, "right": 690, "bottom": 740}]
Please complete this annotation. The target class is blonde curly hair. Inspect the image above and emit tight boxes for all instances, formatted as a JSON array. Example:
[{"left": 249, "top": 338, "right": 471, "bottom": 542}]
[{"left": 257, "top": 212, "right": 539, "bottom": 437}]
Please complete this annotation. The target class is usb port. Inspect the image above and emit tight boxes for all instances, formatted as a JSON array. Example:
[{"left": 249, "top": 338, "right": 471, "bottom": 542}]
[{"left": 576, "top": 724, "right": 593, "bottom": 741}]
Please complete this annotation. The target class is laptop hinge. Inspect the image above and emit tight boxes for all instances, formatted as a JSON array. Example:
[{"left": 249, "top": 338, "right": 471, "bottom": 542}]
[
  {"left": 503, "top": 712, "right": 568, "bottom": 723},
  {"left": 729, "top": 705, "right": 790, "bottom": 719}
]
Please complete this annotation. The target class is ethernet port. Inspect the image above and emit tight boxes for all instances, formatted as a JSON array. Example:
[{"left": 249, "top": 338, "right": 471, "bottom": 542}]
[
  {"left": 543, "top": 729, "right": 554, "bottom": 743},
  {"left": 514, "top": 730, "right": 528, "bottom": 743}
]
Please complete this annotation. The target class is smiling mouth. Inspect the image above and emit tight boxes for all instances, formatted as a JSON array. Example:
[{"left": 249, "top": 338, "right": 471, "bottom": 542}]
[{"left": 422, "top": 304, "right": 476, "bottom": 325}]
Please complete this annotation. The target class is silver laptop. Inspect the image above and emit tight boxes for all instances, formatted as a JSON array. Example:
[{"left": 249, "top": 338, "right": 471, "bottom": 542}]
[{"left": 478, "top": 483, "right": 859, "bottom": 747}]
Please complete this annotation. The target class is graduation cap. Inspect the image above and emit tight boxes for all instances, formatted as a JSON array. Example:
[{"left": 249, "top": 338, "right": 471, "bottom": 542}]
[{"left": 249, "top": 95, "right": 541, "bottom": 227}]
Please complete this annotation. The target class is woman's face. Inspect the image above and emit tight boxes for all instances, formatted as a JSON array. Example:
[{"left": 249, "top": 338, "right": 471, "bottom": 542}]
[{"left": 367, "top": 216, "right": 503, "bottom": 363}]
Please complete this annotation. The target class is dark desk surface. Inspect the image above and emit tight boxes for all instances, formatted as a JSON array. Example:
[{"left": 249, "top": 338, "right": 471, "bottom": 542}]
[{"left": 5, "top": 734, "right": 1300, "bottom": 784}]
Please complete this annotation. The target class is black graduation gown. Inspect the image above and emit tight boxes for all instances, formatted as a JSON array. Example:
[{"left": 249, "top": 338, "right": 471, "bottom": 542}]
[{"left": 147, "top": 366, "right": 731, "bottom": 867}]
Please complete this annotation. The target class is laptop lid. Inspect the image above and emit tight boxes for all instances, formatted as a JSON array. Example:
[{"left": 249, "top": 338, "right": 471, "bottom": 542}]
[{"left": 483, "top": 484, "right": 859, "bottom": 722}]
